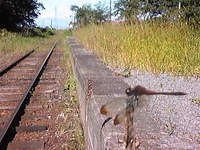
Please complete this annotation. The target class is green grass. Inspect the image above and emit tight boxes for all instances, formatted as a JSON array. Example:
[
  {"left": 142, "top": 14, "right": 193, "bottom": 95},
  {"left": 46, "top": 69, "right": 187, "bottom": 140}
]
[
  {"left": 0, "top": 27, "right": 56, "bottom": 54},
  {"left": 72, "top": 21, "right": 200, "bottom": 76}
]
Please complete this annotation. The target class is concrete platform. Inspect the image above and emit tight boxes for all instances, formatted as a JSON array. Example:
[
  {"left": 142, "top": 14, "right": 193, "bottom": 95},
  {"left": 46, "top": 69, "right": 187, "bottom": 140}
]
[{"left": 67, "top": 36, "right": 128, "bottom": 150}]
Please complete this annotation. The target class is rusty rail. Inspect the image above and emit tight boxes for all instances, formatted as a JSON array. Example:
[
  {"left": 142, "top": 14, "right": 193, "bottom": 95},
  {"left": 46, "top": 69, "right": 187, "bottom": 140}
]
[
  {"left": 0, "top": 41, "right": 58, "bottom": 149},
  {"left": 0, "top": 50, "right": 34, "bottom": 76}
]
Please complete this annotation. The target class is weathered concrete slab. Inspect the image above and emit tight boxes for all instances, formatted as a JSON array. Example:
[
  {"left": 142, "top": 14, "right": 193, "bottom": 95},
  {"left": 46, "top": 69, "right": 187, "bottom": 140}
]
[
  {"left": 67, "top": 37, "right": 75, "bottom": 43},
  {"left": 92, "top": 76, "right": 128, "bottom": 95},
  {"left": 69, "top": 44, "right": 85, "bottom": 49},
  {"left": 67, "top": 36, "right": 128, "bottom": 150},
  {"left": 69, "top": 46, "right": 93, "bottom": 56}
]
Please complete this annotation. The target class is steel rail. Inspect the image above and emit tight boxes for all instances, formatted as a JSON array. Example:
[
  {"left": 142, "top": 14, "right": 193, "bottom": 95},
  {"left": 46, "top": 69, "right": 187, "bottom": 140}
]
[
  {"left": 0, "top": 40, "right": 58, "bottom": 149},
  {"left": 0, "top": 50, "right": 35, "bottom": 76}
]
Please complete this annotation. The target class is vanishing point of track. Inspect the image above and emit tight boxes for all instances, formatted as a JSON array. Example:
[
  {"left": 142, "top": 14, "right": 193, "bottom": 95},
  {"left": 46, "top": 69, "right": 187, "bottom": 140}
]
[{"left": 0, "top": 40, "right": 59, "bottom": 149}]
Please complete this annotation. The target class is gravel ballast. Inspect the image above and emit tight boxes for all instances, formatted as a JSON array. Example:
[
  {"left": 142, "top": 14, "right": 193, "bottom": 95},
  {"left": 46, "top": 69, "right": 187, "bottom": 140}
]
[{"left": 111, "top": 68, "right": 200, "bottom": 149}]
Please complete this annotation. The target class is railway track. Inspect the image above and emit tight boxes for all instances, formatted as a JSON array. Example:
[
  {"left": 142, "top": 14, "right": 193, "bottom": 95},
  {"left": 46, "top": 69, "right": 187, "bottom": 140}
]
[{"left": 0, "top": 40, "right": 63, "bottom": 149}]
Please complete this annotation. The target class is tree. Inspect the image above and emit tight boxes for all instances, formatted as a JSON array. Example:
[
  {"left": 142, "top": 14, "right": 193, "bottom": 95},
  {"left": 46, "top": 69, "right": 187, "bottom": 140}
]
[
  {"left": 140, "top": 0, "right": 165, "bottom": 20},
  {"left": 70, "top": 2, "right": 109, "bottom": 27},
  {"left": 113, "top": 0, "right": 200, "bottom": 27},
  {"left": 114, "top": 0, "right": 141, "bottom": 22},
  {"left": 71, "top": 4, "right": 93, "bottom": 26},
  {"left": 94, "top": 2, "right": 109, "bottom": 24},
  {"left": 177, "top": 0, "right": 200, "bottom": 26},
  {"left": 0, "top": 0, "right": 44, "bottom": 31}
]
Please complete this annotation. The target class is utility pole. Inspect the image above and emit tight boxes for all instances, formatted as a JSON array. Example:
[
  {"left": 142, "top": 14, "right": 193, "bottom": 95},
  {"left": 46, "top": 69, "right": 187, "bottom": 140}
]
[
  {"left": 42, "top": 19, "right": 44, "bottom": 28},
  {"left": 178, "top": 1, "right": 181, "bottom": 19},
  {"left": 110, "top": 0, "right": 112, "bottom": 22},
  {"left": 55, "top": 6, "right": 57, "bottom": 29},
  {"left": 178, "top": 1, "right": 181, "bottom": 9},
  {"left": 50, "top": 20, "right": 52, "bottom": 28}
]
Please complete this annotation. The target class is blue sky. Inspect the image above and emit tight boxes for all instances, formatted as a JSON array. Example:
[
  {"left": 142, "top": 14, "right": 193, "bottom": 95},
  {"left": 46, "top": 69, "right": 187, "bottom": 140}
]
[{"left": 35, "top": 0, "right": 110, "bottom": 29}]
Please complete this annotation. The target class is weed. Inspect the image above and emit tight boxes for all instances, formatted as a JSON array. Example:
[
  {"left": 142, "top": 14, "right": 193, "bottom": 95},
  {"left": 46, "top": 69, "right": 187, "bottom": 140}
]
[{"left": 57, "top": 35, "right": 85, "bottom": 150}]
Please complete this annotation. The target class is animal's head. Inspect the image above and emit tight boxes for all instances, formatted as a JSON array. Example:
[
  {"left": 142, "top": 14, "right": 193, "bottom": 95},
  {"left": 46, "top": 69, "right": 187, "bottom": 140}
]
[{"left": 125, "top": 87, "right": 134, "bottom": 96}]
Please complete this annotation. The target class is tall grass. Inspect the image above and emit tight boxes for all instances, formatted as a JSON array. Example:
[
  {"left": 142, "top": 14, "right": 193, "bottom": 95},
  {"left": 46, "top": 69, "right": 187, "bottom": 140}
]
[{"left": 73, "top": 21, "right": 200, "bottom": 76}]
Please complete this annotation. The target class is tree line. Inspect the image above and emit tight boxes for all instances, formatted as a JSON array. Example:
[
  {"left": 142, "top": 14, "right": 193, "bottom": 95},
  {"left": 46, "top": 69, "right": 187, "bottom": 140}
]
[
  {"left": 70, "top": 2, "right": 109, "bottom": 27},
  {"left": 0, "top": 0, "right": 44, "bottom": 31},
  {"left": 71, "top": 0, "right": 200, "bottom": 28},
  {"left": 0, "top": 0, "right": 199, "bottom": 31}
]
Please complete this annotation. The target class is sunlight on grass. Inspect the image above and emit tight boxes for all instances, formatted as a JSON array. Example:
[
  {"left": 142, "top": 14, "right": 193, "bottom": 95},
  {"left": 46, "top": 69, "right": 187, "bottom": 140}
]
[
  {"left": 0, "top": 28, "right": 56, "bottom": 54},
  {"left": 73, "top": 22, "right": 200, "bottom": 76},
  {"left": 0, "top": 33, "right": 38, "bottom": 53}
]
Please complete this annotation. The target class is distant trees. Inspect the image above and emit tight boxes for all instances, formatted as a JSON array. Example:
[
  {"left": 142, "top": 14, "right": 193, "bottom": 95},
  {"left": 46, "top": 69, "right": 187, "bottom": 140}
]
[
  {"left": 70, "top": 2, "right": 109, "bottom": 27},
  {"left": 0, "top": 0, "right": 44, "bottom": 31},
  {"left": 114, "top": 0, "right": 200, "bottom": 27},
  {"left": 70, "top": 0, "right": 199, "bottom": 28},
  {"left": 114, "top": 0, "right": 140, "bottom": 22},
  {"left": 94, "top": 2, "right": 110, "bottom": 23},
  {"left": 140, "top": 0, "right": 200, "bottom": 22}
]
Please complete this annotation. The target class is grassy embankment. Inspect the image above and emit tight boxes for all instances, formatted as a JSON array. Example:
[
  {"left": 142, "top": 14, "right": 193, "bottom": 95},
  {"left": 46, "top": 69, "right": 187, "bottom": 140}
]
[
  {"left": 0, "top": 27, "right": 56, "bottom": 54},
  {"left": 73, "top": 21, "right": 200, "bottom": 76}
]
